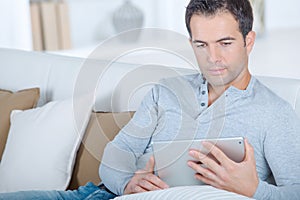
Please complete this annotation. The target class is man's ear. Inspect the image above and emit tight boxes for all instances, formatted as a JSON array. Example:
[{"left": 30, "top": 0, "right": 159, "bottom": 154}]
[{"left": 245, "top": 31, "right": 256, "bottom": 55}]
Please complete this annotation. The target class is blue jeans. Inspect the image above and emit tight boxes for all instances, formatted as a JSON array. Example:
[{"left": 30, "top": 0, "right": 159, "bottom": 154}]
[{"left": 0, "top": 182, "right": 117, "bottom": 200}]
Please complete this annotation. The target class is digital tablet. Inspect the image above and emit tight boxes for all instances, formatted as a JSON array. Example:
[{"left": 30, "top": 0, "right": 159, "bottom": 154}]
[{"left": 152, "top": 137, "right": 245, "bottom": 187}]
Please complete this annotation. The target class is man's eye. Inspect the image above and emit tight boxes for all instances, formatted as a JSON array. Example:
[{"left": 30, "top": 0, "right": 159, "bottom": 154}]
[
  {"left": 196, "top": 43, "right": 207, "bottom": 48},
  {"left": 221, "top": 42, "right": 232, "bottom": 46}
]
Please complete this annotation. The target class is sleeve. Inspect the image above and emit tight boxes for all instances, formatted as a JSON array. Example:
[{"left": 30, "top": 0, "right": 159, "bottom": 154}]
[
  {"left": 99, "top": 85, "right": 160, "bottom": 195},
  {"left": 253, "top": 104, "right": 300, "bottom": 200}
]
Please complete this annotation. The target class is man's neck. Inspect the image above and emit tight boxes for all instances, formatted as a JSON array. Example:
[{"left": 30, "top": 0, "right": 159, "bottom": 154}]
[
  {"left": 208, "top": 86, "right": 225, "bottom": 106},
  {"left": 207, "top": 73, "right": 251, "bottom": 106}
]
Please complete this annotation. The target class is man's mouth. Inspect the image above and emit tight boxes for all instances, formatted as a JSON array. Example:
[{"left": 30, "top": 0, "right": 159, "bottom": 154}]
[{"left": 208, "top": 68, "right": 227, "bottom": 76}]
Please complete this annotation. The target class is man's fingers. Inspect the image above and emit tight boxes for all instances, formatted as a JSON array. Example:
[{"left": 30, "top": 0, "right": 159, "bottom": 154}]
[
  {"left": 189, "top": 149, "right": 221, "bottom": 173},
  {"left": 187, "top": 161, "right": 218, "bottom": 181},
  {"left": 144, "top": 173, "right": 169, "bottom": 189},
  {"left": 138, "top": 157, "right": 169, "bottom": 191},
  {"left": 145, "top": 156, "right": 155, "bottom": 172},
  {"left": 138, "top": 178, "right": 161, "bottom": 191},
  {"left": 194, "top": 173, "right": 221, "bottom": 189},
  {"left": 145, "top": 156, "right": 169, "bottom": 188},
  {"left": 202, "top": 141, "right": 235, "bottom": 169},
  {"left": 133, "top": 185, "right": 148, "bottom": 193},
  {"left": 125, "top": 156, "right": 169, "bottom": 195}
]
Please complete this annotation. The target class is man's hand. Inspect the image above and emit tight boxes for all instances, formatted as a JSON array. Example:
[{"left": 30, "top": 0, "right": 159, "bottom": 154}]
[
  {"left": 187, "top": 139, "right": 259, "bottom": 197},
  {"left": 124, "top": 156, "right": 169, "bottom": 195}
]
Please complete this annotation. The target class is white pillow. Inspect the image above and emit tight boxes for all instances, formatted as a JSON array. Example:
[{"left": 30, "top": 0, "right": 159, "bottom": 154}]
[
  {"left": 114, "top": 186, "right": 254, "bottom": 200},
  {"left": 0, "top": 97, "right": 92, "bottom": 192}
]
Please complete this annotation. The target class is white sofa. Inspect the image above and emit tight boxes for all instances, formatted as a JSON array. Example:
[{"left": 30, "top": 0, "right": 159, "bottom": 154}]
[
  {"left": 1, "top": 47, "right": 299, "bottom": 114},
  {"left": 0, "top": 48, "right": 299, "bottom": 198}
]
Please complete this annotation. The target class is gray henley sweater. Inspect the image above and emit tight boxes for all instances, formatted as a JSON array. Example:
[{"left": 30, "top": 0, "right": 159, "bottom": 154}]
[{"left": 100, "top": 74, "right": 300, "bottom": 200}]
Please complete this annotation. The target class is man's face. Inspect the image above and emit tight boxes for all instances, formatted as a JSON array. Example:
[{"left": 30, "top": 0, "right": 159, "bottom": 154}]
[{"left": 190, "top": 12, "right": 255, "bottom": 89}]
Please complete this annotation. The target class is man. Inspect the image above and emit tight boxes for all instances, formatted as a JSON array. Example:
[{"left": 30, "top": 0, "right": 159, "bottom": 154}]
[
  {"left": 100, "top": 0, "right": 300, "bottom": 199},
  {"left": 1, "top": 0, "right": 299, "bottom": 199}
]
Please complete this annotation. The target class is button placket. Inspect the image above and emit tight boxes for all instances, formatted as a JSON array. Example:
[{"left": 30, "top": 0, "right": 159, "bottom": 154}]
[{"left": 199, "top": 81, "right": 208, "bottom": 110}]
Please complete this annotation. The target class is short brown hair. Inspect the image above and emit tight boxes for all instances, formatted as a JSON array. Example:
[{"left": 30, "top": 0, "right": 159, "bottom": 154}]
[{"left": 185, "top": 0, "right": 253, "bottom": 39}]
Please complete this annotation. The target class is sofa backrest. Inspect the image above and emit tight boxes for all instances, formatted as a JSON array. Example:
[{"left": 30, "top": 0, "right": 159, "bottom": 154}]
[
  {"left": 0, "top": 48, "right": 197, "bottom": 112},
  {"left": 1, "top": 48, "right": 300, "bottom": 115},
  {"left": 0, "top": 48, "right": 83, "bottom": 106}
]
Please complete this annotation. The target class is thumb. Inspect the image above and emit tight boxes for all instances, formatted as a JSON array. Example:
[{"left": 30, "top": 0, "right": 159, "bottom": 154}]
[
  {"left": 145, "top": 156, "right": 155, "bottom": 172},
  {"left": 244, "top": 138, "right": 255, "bottom": 161}
]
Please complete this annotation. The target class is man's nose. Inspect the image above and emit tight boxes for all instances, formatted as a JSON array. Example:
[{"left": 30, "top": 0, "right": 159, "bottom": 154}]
[{"left": 207, "top": 46, "right": 222, "bottom": 64}]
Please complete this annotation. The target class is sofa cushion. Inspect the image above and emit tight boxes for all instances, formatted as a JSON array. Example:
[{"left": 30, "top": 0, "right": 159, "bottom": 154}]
[
  {"left": 0, "top": 97, "right": 91, "bottom": 192},
  {"left": 68, "top": 112, "right": 134, "bottom": 189},
  {"left": 0, "top": 88, "right": 39, "bottom": 161}
]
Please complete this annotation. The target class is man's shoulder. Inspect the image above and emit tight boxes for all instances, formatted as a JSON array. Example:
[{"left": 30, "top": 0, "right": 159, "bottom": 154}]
[
  {"left": 252, "top": 77, "right": 294, "bottom": 111},
  {"left": 152, "top": 73, "right": 202, "bottom": 109}
]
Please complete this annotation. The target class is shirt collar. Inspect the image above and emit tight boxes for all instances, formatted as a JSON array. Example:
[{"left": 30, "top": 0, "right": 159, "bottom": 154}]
[
  {"left": 199, "top": 74, "right": 256, "bottom": 98},
  {"left": 226, "top": 76, "right": 256, "bottom": 97}
]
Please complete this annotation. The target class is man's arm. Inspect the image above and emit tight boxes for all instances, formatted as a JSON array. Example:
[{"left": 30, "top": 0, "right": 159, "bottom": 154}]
[
  {"left": 99, "top": 86, "right": 162, "bottom": 195},
  {"left": 252, "top": 105, "right": 300, "bottom": 200},
  {"left": 188, "top": 104, "right": 300, "bottom": 200}
]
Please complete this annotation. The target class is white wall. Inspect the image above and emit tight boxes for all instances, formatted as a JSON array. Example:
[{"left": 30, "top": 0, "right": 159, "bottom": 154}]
[
  {"left": 67, "top": 0, "right": 300, "bottom": 48},
  {"left": 68, "top": 0, "right": 157, "bottom": 47},
  {"left": 67, "top": 0, "right": 191, "bottom": 47},
  {"left": 63, "top": 0, "right": 300, "bottom": 79},
  {"left": 265, "top": 0, "right": 300, "bottom": 30},
  {"left": 0, "top": 0, "right": 32, "bottom": 50},
  {"left": 2, "top": 0, "right": 298, "bottom": 50}
]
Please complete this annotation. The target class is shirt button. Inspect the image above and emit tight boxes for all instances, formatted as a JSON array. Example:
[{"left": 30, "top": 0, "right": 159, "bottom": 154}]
[
  {"left": 202, "top": 91, "right": 206, "bottom": 95},
  {"left": 201, "top": 103, "right": 206, "bottom": 107}
]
